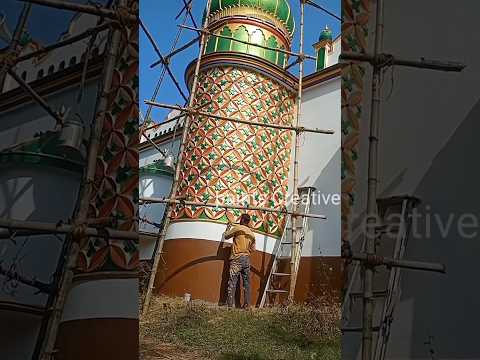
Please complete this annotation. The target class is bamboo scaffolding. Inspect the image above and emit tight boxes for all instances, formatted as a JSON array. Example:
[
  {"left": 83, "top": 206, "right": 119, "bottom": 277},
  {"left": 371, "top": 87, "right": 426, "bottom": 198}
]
[
  {"left": 179, "top": 24, "right": 317, "bottom": 61},
  {"left": 140, "top": 197, "right": 327, "bottom": 220},
  {"left": 141, "top": 0, "right": 215, "bottom": 316},
  {"left": 0, "top": 218, "right": 138, "bottom": 240},
  {"left": 7, "top": 69, "right": 66, "bottom": 125},
  {"left": 145, "top": 101, "right": 335, "bottom": 134},
  {"left": 140, "top": 19, "right": 189, "bottom": 102},
  {"left": 287, "top": 0, "right": 306, "bottom": 303},
  {"left": 361, "top": 0, "right": 384, "bottom": 357},
  {"left": 150, "top": 35, "right": 200, "bottom": 68},
  {"left": 345, "top": 1, "right": 464, "bottom": 359},
  {"left": 341, "top": 52, "right": 465, "bottom": 72},
  {"left": 20, "top": 0, "right": 137, "bottom": 23},
  {"left": 15, "top": 21, "right": 113, "bottom": 64},
  {"left": 36, "top": 2, "right": 126, "bottom": 356}
]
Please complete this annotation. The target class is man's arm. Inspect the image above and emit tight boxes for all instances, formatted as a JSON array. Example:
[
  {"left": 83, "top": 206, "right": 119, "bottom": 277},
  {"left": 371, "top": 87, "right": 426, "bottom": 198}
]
[{"left": 224, "top": 225, "right": 238, "bottom": 239}]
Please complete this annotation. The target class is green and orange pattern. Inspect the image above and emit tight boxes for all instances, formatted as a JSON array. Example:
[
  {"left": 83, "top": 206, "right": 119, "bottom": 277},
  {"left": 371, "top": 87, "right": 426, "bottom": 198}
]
[
  {"left": 341, "top": 0, "right": 370, "bottom": 242},
  {"left": 171, "top": 66, "right": 295, "bottom": 237},
  {"left": 78, "top": 0, "right": 139, "bottom": 272}
]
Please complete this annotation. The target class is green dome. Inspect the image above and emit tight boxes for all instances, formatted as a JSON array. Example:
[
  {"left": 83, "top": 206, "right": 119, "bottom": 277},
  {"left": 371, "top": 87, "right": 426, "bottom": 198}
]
[
  {"left": 319, "top": 26, "right": 332, "bottom": 42},
  {"left": 207, "top": 0, "right": 295, "bottom": 35}
]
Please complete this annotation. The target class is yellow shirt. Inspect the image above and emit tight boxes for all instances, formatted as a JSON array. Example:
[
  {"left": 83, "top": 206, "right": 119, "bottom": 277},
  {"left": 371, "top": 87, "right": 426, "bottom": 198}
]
[{"left": 224, "top": 224, "right": 256, "bottom": 260}]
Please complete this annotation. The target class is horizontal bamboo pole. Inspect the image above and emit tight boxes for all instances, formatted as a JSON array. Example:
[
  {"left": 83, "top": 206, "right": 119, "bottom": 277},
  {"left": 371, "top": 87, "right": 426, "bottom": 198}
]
[
  {"left": 350, "top": 252, "right": 446, "bottom": 273},
  {"left": 341, "top": 52, "right": 465, "bottom": 72},
  {"left": 0, "top": 218, "right": 138, "bottom": 240},
  {"left": 19, "top": 0, "right": 137, "bottom": 22},
  {"left": 140, "top": 197, "right": 327, "bottom": 220},
  {"left": 145, "top": 101, "right": 335, "bottom": 135},
  {"left": 179, "top": 24, "right": 317, "bottom": 61}
]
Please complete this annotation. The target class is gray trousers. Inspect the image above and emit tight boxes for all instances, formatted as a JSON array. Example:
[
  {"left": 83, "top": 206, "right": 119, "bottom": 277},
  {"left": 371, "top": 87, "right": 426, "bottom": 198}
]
[{"left": 226, "top": 255, "right": 251, "bottom": 307}]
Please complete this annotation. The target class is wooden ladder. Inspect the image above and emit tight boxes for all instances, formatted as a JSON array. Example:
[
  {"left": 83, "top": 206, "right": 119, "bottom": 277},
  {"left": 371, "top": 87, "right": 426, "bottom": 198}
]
[
  {"left": 259, "top": 186, "right": 316, "bottom": 307},
  {"left": 341, "top": 195, "right": 420, "bottom": 359}
]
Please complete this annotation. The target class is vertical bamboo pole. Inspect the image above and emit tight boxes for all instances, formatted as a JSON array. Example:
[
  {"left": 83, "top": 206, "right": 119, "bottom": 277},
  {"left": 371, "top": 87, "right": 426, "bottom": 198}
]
[
  {"left": 362, "top": 0, "right": 384, "bottom": 358},
  {"left": 142, "top": 0, "right": 214, "bottom": 316},
  {"left": 288, "top": 0, "right": 306, "bottom": 303},
  {"left": 0, "top": 3, "right": 32, "bottom": 92},
  {"left": 37, "top": 1, "right": 126, "bottom": 358}
]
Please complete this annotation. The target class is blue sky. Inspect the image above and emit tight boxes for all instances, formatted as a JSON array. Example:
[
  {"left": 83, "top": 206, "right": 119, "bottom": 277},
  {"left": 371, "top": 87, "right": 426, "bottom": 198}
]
[
  {"left": 1, "top": 0, "right": 109, "bottom": 46},
  {"left": 140, "top": 0, "right": 340, "bottom": 123}
]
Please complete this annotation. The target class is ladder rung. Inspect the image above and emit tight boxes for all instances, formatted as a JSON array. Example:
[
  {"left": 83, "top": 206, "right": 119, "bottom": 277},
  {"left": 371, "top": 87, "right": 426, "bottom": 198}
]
[
  {"left": 267, "top": 289, "right": 288, "bottom": 293},
  {"left": 341, "top": 326, "right": 380, "bottom": 332},
  {"left": 273, "top": 272, "right": 290, "bottom": 276},
  {"left": 349, "top": 290, "right": 388, "bottom": 299}
]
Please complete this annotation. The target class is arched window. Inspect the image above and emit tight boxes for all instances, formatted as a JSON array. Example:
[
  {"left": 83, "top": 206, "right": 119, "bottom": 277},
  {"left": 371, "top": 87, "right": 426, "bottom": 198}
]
[
  {"left": 217, "top": 26, "right": 232, "bottom": 52},
  {"left": 232, "top": 26, "right": 249, "bottom": 53},
  {"left": 248, "top": 29, "right": 265, "bottom": 58},
  {"left": 69, "top": 56, "right": 77, "bottom": 66},
  {"left": 48, "top": 65, "right": 55, "bottom": 75},
  {"left": 59, "top": 61, "right": 65, "bottom": 70},
  {"left": 37, "top": 69, "right": 44, "bottom": 79},
  {"left": 205, "top": 34, "right": 217, "bottom": 54},
  {"left": 265, "top": 36, "right": 278, "bottom": 64}
]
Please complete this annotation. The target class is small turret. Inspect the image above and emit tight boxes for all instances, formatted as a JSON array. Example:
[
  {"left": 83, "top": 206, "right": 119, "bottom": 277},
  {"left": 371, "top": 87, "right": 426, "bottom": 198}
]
[{"left": 313, "top": 25, "right": 333, "bottom": 71}]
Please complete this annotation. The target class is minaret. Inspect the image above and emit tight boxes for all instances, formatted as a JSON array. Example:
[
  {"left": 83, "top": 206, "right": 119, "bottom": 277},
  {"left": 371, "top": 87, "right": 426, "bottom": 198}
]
[
  {"left": 313, "top": 25, "right": 333, "bottom": 71},
  {"left": 157, "top": 0, "right": 298, "bottom": 305}
]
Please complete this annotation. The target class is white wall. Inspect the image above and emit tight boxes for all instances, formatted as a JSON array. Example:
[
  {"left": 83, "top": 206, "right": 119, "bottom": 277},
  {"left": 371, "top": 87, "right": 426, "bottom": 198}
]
[
  {"left": 294, "top": 76, "right": 341, "bottom": 257},
  {"left": 345, "top": 1, "right": 480, "bottom": 358}
]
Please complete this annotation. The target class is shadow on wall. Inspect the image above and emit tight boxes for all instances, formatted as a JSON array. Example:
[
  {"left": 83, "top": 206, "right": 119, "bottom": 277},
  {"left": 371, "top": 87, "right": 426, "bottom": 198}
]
[{"left": 389, "top": 98, "right": 480, "bottom": 358}]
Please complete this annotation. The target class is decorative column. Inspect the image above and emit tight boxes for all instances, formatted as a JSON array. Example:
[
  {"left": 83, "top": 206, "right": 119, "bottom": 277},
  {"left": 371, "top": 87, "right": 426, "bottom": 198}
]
[
  {"left": 55, "top": 1, "right": 139, "bottom": 358},
  {"left": 313, "top": 26, "right": 333, "bottom": 71},
  {"left": 157, "top": 0, "right": 298, "bottom": 306}
]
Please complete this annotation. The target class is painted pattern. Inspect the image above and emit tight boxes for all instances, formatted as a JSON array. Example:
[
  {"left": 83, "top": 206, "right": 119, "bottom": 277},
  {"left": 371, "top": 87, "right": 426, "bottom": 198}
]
[
  {"left": 171, "top": 66, "right": 295, "bottom": 237},
  {"left": 77, "top": 0, "right": 139, "bottom": 272},
  {"left": 341, "top": 0, "right": 370, "bottom": 242}
]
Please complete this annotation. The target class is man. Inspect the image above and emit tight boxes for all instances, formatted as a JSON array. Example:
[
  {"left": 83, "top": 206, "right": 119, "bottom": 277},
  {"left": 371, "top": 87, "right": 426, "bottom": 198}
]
[{"left": 223, "top": 213, "right": 256, "bottom": 309}]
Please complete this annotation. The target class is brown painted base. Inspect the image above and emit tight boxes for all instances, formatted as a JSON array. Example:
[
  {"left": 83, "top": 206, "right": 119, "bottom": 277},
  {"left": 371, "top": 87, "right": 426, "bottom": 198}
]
[
  {"left": 55, "top": 318, "right": 138, "bottom": 360},
  {"left": 154, "top": 238, "right": 344, "bottom": 306}
]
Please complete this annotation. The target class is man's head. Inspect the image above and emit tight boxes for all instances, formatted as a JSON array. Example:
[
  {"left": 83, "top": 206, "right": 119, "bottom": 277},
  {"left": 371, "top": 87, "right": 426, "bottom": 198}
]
[{"left": 239, "top": 213, "right": 251, "bottom": 226}]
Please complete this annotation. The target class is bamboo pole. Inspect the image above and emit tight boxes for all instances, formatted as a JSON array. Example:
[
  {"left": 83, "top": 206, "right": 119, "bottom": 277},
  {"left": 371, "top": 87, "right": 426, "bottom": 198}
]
[
  {"left": 142, "top": 0, "right": 215, "bottom": 316},
  {"left": 19, "top": 0, "right": 137, "bottom": 22},
  {"left": 362, "top": 0, "right": 384, "bottom": 358},
  {"left": 7, "top": 69, "right": 65, "bottom": 125},
  {"left": 350, "top": 253, "right": 446, "bottom": 273},
  {"left": 140, "top": 197, "right": 327, "bottom": 220},
  {"left": 304, "top": 0, "right": 341, "bottom": 21},
  {"left": 145, "top": 101, "right": 335, "bottom": 134},
  {"left": 288, "top": 0, "right": 306, "bottom": 303},
  {"left": 139, "top": 19, "right": 189, "bottom": 102},
  {"left": 0, "top": 218, "right": 138, "bottom": 240},
  {"left": 15, "top": 21, "right": 113, "bottom": 64},
  {"left": 36, "top": 2, "right": 126, "bottom": 356},
  {"left": 0, "top": 3, "right": 32, "bottom": 92},
  {"left": 179, "top": 24, "right": 317, "bottom": 61},
  {"left": 340, "top": 52, "right": 465, "bottom": 72}
]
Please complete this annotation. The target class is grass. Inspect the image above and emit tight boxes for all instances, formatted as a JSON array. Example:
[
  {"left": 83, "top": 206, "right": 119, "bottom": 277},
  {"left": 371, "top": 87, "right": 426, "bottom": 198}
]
[{"left": 140, "top": 296, "right": 341, "bottom": 360}]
